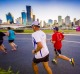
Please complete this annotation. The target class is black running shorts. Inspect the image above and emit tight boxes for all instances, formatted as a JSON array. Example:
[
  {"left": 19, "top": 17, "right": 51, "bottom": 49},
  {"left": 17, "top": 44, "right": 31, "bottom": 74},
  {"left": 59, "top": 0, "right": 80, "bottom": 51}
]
[
  {"left": 54, "top": 49, "right": 61, "bottom": 56},
  {"left": 33, "top": 54, "right": 49, "bottom": 64},
  {"left": 8, "top": 40, "right": 14, "bottom": 43},
  {"left": 0, "top": 40, "right": 3, "bottom": 45}
]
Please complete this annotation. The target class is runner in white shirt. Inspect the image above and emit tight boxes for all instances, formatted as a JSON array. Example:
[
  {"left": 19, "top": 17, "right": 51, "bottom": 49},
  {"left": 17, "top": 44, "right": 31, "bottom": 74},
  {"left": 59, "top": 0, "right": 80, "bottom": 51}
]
[
  {"left": 32, "top": 30, "right": 49, "bottom": 59},
  {"left": 31, "top": 21, "right": 53, "bottom": 74}
]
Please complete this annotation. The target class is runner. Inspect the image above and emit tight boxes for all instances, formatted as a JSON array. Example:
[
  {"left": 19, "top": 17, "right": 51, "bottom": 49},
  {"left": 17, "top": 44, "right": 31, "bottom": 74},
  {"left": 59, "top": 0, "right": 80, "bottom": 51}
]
[
  {"left": 50, "top": 27, "right": 75, "bottom": 67},
  {"left": 0, "top": 31, "right": 7, "bottom": 53},
  {"left": 31, "top": 21, "right": 53, "bottom": 74},
  {"left": 6, "top": 27, "right": 17, "bottom": 51}
]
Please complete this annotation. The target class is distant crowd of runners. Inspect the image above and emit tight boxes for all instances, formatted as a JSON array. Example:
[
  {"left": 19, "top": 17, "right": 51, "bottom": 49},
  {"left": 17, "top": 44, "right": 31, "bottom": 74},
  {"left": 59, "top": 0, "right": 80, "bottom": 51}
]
[{"left": 0, "top": 21, "right": 75, "bottom": 74}]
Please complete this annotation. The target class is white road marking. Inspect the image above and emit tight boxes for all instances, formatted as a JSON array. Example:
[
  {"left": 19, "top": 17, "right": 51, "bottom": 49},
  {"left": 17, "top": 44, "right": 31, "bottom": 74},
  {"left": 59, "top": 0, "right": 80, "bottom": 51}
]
[
  {"left": 16, "top": 38, "right": 31, "bottom": 40},
  {"left": 4, "top": 38, "right": 31, "bottom": 40},
  {"left": 63, "top": 40, "right": 80, "bottom": 44}
]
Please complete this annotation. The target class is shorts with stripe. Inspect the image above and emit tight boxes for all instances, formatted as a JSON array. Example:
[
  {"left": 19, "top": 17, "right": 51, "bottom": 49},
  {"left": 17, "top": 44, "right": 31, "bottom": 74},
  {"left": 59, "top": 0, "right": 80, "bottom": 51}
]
[{"left": 54, "top": 49, "right": 61, "bottom": 56}]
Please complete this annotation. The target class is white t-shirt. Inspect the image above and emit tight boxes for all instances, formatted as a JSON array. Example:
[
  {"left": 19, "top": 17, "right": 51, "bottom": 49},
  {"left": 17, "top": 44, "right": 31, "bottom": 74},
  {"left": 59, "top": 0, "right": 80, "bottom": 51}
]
[{"left": 32, "top": 30, "right": 49, "bottom": 59}]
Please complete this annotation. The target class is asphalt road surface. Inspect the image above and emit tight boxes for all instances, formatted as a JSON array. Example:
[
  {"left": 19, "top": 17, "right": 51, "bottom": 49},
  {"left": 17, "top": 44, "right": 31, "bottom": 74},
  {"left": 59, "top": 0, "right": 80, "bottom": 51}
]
[{"left": 0, "top": 34, "right": 80, "bottom": 74}]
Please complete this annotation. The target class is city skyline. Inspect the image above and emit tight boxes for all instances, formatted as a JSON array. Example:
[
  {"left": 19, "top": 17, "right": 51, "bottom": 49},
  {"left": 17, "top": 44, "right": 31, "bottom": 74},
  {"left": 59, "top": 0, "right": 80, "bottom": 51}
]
[{"left": 0, "top": 0, "right": 80, "bottom": 23}]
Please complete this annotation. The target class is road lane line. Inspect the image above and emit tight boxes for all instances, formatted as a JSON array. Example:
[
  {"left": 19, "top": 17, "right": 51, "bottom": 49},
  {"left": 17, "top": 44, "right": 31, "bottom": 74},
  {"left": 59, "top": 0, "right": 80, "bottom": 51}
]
[
  {"left": 63, "top": 40, "right": 80, "bottom": 44},
  {"left": 4, "top": 38, "right": 80, "bottom": 44}
]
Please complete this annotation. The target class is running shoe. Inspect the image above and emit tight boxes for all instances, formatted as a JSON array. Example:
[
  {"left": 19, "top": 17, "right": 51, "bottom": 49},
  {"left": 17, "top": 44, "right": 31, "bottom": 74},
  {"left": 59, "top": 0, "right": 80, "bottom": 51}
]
[
  {"left": 70, "top": 58, "right": 75, "bottom": 67},
  {"left": 52, "top": 59, "right": 57, "bottom": 65}
]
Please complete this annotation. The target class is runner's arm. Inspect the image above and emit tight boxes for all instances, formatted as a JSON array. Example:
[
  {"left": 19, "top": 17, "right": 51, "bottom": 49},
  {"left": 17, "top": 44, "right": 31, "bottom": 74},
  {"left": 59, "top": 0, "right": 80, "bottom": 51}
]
[
  {"left": 32, "top": 42, "right": 43, "bottom": 54},
  {"left": 5, "top": 31, "right": 9, "bottom": 36},
  {"left": 50, "top": 39, "right": 56, "bottom": 44}
]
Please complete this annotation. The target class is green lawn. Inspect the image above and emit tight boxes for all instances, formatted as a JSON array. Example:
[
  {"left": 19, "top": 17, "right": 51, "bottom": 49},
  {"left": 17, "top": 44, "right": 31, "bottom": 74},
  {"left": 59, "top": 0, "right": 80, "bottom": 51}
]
[
  {"left": 24, "top": 29, "right": 53, "bottom": 34},
  {"left": 0, "top": 29, "right": 80, "bottom": 34},
  {"left": 24, "top": 29, "right": 78, "bottom": 34},
  {"left": 24, "top": 29, "right": 33, "bottom": 33}
]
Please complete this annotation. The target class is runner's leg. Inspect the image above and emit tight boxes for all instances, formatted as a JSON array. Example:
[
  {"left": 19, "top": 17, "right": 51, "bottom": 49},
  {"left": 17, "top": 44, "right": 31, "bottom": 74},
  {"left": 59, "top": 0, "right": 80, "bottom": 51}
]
[
  {"left": 32, "top": 62, "right": 38, "bottom": 74},
  {"left": 42, "top": 62, "right": 52, "bottom": 74}
]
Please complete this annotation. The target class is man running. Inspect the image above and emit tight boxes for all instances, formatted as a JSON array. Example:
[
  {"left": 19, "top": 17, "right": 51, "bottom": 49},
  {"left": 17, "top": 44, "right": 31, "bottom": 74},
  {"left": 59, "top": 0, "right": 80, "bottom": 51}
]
[
  {"left": 50, "top": 27, "right": 75, "bottom": 67},
  {"left": 31, "top": 21, "right": 53, "bottom": 74},
  {"left": 6, "top": 27, "right": 17, "bottom": 51},
  {"left": 0, "top": 31, "right": 7, "bottom": 53}
]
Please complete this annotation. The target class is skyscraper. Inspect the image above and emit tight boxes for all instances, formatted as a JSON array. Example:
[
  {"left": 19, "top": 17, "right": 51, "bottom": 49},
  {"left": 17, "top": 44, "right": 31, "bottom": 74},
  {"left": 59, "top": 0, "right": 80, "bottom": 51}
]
[
  {"left": 48, "top": 19, "right": 53, "bottom": 25},
  {"left": 0, "top": 19, "right": 2, "bottom": 24},
  {"left": 58, "top": 16, "right": 62, "bottom": 26},
  {"left": 54, "top": 20, "right": 57, "bottom": 25},
  {"left": 26, "top": 6, "right": 31, "bottom": 24},
  {"left": 73, "top": 18, "right": 76, "bottom": 25},
  {"left": 33, "top": 15, "right": 35, "bottom": 21},
  {"left": 21, "top": 11, "right": 27, "bottom": 26},
  {"left": 65, "top": 15, "right": 70, "bottom": 25},
  {"left": 75, "top": 20, "right": 80, "bottom": 26},
  {"left": 16, "top": 17, "right": 22, "bottom": 25},
  {"left": 6, "top": 12, "right": 14, "bottom": 24}
]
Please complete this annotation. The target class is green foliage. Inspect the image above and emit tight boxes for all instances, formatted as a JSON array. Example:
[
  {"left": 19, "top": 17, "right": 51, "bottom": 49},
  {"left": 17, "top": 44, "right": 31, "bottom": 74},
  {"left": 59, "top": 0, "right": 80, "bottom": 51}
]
[
  {"left": 24, "top": 29, "right": 33, "bottom": 33},
  {"left": 0, "top": 29, "right": 78, "bottom": 34},
  {"left": 42, "top": 29, "right": 53, "bottom": 34},
  {"left": 13, "top": 29, "right": 24, "bottom": 33},
  {"left": 0, "top": 66, "right": 19, "bottom": 74}
]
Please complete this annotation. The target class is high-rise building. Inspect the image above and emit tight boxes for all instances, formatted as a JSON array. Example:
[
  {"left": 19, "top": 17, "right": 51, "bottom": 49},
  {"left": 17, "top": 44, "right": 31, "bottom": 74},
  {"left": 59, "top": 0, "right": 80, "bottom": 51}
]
[
  {"left": 31, "top": 9, "right": 33, "bottom": 22},
  {"left": 73, "top": 18, "right": 76, "bottom": 25},
  {"left": 0, "top": 19, "right": 2, "bottom": 24},
  {"left": 21, "top": 11, "right": 27, "bottom": 26},
  {"left": 65, "top": 15, "right": 70, "bottom": 25},
  {"left": 26, "top": 6, "right": 31, "bottom": 24},
  {"left": 75, "top": 20, "right": 80, "bottom": 26},
  {"left": 16, "top": 17, "right": 22, "bottom": 25},
  {"left": 54, "top": 20, "right": 57, "bottom": 25},
  {"left": 33, "top": 15, "right": 35, "bottom": 21},
  {"left": 6, "top": 12, "right": 14, "bottom": 24},
  {"left": 58, "top": 16, "right": 62, "bottom": 26},
  {"left": 48, "top": 19, "right": 53, "bottom": 25}
]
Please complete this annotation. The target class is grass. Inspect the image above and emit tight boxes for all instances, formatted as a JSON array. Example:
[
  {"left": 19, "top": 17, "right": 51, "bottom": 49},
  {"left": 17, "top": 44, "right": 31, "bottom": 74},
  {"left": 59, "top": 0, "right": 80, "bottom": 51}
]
[
  {"left": 59, "top": 29, "right": 76, "bottom": 34},
  {"left": 0, "top": 29, "right": 7, "bottom": 32},
  {"left": 0, "top": 29, "right": 80, "bottom": 34},
  {"left": 24, "top": 29, "right": 53, "bottom": 34},
  {"left": 24, "top": 29, "right": 33, "bottom": 33},
  {"left": 24, "top": 29, "right": 79, "bottom": 34},
  {"left": 42, "top": 29, "right": 53, "bottom": 34}
]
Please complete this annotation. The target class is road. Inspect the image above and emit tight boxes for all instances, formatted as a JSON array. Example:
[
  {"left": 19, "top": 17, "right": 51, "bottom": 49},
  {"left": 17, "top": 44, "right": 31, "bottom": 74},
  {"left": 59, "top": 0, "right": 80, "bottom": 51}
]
[{"left": 0, "top": 34, "right": 80, "bottom": 74}]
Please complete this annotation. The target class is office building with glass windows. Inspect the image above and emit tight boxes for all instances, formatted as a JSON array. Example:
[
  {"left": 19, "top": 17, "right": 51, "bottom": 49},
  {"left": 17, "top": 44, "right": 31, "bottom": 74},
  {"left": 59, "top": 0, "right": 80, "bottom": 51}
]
[
  {"left": 26, "top": 6, "right": 31, "bottom": 24},
  {"left": 65, "top": 15, "right": 71, "bottom": 25},
  {"left": 58, "top": 16, "right": 62, "bottom": 26},
  {"left": 0, "top": 19, "right": 2, "bottom": 24},
  {"left": 6, "top": 12, "right": 14, "bottom": 24},
  {"left": 21, "top": 11, "right": 27, "bottom": 26}
]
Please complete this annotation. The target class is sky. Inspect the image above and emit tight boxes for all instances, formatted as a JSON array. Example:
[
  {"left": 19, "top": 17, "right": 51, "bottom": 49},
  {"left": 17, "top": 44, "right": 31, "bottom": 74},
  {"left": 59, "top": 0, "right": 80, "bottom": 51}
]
[{"left": 0, "top": 0, "right": 80, "bottom": 23}]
